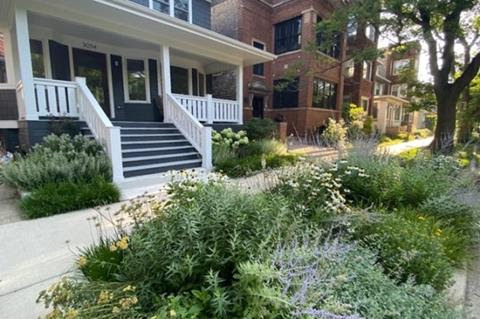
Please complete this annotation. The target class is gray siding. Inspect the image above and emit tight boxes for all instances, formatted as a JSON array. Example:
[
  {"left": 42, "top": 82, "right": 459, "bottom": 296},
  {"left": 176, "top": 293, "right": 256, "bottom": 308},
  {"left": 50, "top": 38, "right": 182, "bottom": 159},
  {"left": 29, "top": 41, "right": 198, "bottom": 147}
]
[
  {"left": 0, "top": 89, "right": 19, "bottom": 121},
  {"left": 192, "top": 0, "right": 211, "bottom": 29}
]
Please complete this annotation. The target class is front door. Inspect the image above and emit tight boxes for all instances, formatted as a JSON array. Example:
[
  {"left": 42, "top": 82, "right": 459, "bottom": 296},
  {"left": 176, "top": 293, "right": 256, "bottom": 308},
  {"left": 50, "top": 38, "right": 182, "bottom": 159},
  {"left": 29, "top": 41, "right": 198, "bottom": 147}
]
[
  {"left": 73, "top": 48, "right": 111, "bottom": 117},
  {"left": 252, "top": 96, "right": 264, "bottom": 118}
]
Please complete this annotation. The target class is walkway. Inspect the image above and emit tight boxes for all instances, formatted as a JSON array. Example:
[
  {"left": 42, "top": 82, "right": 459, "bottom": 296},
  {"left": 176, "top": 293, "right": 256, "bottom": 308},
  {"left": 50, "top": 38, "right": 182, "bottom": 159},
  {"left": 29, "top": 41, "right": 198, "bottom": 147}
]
[{"left": 382, "top": 137, "right": 434, "bottom": 155}]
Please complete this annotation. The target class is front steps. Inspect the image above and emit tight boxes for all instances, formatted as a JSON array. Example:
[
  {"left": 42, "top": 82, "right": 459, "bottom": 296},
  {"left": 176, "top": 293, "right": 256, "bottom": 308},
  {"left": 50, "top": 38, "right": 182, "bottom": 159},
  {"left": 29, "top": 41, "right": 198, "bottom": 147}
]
[{"left": 82, "top": 122, "right": 203, "bottom": 179}]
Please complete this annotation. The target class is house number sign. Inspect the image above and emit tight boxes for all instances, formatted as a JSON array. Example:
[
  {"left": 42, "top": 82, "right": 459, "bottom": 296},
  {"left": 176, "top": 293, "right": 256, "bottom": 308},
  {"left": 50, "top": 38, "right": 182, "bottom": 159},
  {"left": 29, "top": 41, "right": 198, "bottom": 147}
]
[{"left": 82, "top": 42, "right": 97, "bottom": 50}]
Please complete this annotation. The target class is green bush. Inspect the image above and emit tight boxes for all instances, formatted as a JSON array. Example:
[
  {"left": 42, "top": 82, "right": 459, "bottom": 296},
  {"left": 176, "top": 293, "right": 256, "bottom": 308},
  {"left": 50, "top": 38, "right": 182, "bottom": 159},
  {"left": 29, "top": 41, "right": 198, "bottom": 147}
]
[
  {"left": 0, "top": 134, "right": 112, "bottom": 191},
  {"left": 321, "top": 118, "right": 347, "bottom": 147},
  {"left": 78, "top": 238, "right": 126, "bottom": 282},
  {"left": 243, "top": 118, "right": 278, "bottom": 140},
  {"left": 415, "top": 128, "right": 433, "bottom": 138},
  {"left": 215, "top": 153, "right": 298, "bottom": 178},
  {"left": 356, "top": 211, "right": 454, "bottom": 290},
  {"left": 212, "top": 129, "right": 248, "bottom": 150},
  {"left": 20, "top": 178, "right": 120, "bottom": 218}
]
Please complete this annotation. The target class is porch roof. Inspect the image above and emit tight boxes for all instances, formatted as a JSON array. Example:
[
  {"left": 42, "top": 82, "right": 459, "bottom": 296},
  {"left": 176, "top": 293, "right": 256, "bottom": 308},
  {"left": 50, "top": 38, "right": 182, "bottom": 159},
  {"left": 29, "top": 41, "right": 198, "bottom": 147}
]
[
  {"left": 2, "top": 0, "right": 276, "bottom": 66},
  {"left": 374, "top": 95, "right": 409, "bottom": 105}
]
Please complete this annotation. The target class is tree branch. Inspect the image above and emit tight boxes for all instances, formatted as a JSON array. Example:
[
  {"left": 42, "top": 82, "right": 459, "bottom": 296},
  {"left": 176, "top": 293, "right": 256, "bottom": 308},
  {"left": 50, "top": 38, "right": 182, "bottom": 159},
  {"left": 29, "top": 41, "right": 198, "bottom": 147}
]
[{"left": 453, "top": 51, "right": 480, "bottom": 92}]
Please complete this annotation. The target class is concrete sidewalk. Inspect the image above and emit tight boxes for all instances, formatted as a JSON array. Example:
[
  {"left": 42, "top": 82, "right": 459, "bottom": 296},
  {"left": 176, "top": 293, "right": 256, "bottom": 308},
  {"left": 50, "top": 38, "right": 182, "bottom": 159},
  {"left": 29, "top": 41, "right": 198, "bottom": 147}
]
[
  {"left": 0, "top": 201, "right": 144, "bottom": 319},
  {"left": 382, "top": 137, "right": 434, "bottom": 155}
]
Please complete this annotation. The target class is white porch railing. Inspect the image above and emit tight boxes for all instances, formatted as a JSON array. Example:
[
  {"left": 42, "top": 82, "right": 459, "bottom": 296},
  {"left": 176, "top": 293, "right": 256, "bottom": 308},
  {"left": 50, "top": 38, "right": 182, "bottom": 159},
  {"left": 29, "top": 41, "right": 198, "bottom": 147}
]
[
  {"left": 166, "top": 92, "right": 212, "bottom": 169},
  {"left": 33, "top": 78, "right": 79, "bottom": 117},
  {"left": 75, "top": 77, "right": 124, "bottom": 182},
  {"left": 172, "top": 93, "right": 242, "bottom": 124}
]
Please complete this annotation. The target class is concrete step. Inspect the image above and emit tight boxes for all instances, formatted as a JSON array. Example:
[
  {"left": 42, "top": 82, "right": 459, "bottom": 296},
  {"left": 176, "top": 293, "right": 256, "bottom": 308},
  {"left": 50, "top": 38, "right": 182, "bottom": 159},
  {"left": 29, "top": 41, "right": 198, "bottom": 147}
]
[
  {"left": 121, "top": 134, "right": 185, "bottom": 142},
  {"left": 123, "top": 159, "right": 202, "bottom": 178},
  {"left": 122, "top": 152, "right": 200, "bottom": 167},
  {"left": 121, "top": 140, "right": 191, "bottom": 149},
  {"left": 112, "top": 121, "right": 175, "bottom": 128},
  {"left": 122, "top": 146, "right": 197, "bottom": 158}
]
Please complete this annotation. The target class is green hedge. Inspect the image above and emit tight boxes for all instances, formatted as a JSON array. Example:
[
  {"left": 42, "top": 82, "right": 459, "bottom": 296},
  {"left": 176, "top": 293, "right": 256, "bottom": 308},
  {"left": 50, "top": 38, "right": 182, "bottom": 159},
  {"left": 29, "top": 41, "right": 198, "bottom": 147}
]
[{"left": 20, "top": 178, "right": 120, "bottom": 219}]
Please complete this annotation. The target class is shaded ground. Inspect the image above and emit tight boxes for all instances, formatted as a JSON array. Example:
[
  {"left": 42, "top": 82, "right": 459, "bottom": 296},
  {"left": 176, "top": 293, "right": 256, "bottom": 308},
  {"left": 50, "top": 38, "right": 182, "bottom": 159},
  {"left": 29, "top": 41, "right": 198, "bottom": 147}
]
[{"left": 0, "top": 184, "right": 23, "bottom": 225}]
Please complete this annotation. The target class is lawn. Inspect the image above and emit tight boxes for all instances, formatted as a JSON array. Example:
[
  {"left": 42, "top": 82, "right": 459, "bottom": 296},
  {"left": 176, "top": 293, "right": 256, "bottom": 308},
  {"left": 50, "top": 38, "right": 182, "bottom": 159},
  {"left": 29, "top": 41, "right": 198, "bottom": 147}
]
[{"left": 37, "top": 140, "right": 478, "bottom": 318}]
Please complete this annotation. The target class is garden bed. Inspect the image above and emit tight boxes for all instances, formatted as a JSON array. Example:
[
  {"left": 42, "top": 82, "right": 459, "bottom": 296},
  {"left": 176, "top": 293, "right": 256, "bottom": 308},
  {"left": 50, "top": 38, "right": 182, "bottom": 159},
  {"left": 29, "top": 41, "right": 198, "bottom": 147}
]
[{"left": 36, "top": 143, "right": 478, "bottom": 318}]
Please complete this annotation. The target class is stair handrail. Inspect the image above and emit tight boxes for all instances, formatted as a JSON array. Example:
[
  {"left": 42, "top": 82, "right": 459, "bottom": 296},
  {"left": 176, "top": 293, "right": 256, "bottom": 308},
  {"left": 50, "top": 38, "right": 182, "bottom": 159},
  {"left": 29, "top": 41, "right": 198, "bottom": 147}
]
[
  {"left": 75, "top": 77, "right": 124, "bottom": 182},
  {"left": 166, "top": 92, "right": 212, "bottom": 169}
]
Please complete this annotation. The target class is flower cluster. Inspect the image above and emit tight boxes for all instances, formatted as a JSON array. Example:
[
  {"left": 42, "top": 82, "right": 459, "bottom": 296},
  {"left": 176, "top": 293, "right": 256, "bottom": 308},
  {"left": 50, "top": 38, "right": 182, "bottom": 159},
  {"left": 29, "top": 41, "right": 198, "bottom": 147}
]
[
  {"left": 108, "top": 236, "right": 129, "bottom": 252},
  {"left": 212, "top": 128, "right": 249, "bottom": 149}
]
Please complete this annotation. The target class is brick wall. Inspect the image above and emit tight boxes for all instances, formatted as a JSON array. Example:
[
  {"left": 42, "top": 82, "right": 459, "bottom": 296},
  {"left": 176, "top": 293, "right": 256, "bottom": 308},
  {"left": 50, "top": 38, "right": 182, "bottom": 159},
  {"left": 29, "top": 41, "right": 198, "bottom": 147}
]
[{"left": 212, "top": 0, "right": 346, "bottom": 135}]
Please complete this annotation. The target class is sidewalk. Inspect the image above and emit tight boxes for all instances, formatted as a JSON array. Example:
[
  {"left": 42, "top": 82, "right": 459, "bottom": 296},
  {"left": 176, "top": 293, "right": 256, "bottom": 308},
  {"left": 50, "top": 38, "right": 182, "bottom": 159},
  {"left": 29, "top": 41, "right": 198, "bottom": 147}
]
[{"left": 381, "top": 137, "right": 434, "bottom": 155}]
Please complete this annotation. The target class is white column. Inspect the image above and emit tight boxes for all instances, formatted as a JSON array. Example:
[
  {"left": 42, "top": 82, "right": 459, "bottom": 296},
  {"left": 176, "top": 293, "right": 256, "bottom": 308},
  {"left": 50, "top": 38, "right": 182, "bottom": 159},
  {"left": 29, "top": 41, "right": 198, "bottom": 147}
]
[
  {"left": 14, "top": 8, "right": 37, "bottom": 120},
  {"left": 161, "top": 46, "right": 172, "bottom": 122},
  {"left": 206, "top": 94, "right": 213, "bottom": 124},
  {"left": 236, "top": 64, "right": 244, "bottom": 124}
]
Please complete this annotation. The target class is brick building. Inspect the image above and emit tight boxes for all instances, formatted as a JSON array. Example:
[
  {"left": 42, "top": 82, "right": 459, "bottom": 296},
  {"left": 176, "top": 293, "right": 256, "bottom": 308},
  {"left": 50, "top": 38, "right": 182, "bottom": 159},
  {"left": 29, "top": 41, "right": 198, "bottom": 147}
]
[{"left": 212, "top": 0, "right": 346, "bottom": 135}]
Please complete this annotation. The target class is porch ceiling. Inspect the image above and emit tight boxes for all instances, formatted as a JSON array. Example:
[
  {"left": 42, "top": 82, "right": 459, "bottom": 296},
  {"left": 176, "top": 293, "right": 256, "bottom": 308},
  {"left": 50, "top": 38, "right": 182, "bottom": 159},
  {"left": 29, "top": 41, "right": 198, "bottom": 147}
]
[{"left": 12, "top": 0, "right": 276, "bottom": 66}]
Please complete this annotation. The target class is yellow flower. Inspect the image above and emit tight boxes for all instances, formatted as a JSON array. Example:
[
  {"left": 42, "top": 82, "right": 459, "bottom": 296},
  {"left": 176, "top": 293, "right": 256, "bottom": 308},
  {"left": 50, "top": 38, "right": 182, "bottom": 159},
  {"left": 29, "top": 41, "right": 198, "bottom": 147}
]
[
  {"left": 122, "top": 285, "right": 136, "bottom": 292},
  {"left": 112, "top": 306, "right": 121, "bottom": 314},
  {"left": 170, "top": 309, "right": 177, "bottom": 317},
  {"left": 109, "top": 243, "right": 118, "bottom": 252},
  {"left": 435, "top": 229, "right": 443, "bottom": 237},
  {"left": 417, "top": 216, "right": 426, "bottom": 221},
  {"left": 77, "top": 256, "right": 88, "bottom": 268},
  {"left": 65, "top": 308, "right": 78, "bottom": 319},
  {"left": 117, "top": 237, "right": 129, "bottom": 250},
  {"left": 98, "top": 290, "right": 113, "bottom": 304}
]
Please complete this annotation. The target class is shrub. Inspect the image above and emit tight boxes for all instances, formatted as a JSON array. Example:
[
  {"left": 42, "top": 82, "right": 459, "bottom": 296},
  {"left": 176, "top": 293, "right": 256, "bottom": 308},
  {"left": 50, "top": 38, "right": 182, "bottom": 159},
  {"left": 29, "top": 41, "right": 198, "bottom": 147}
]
[
  {"left": 243, "top": 118, "right": 277, "bottom": 140},
  {"left": 0, "top": 134, "right": 112, "bottom": 191},
  {"left": 48, "top": 117, "right": 81, "bottom": 137},
  {"left": 215, "top": 153, "right": 298, "bottom": 178},
  {"left": 212, "top": 144, "right": 236, "bottom": 166},
  {"left": 78, "top": 237, "right": 126, "bottom": 282},
  {"left": 212, "top": 129, "right": 249, "bottom": 150},
  {"left": 363, "top": 115, "right": 374, "bottom": 135},
  {"left": 415, "top": 128, "right": 433, "bottom": 138},
  {"left": 269, "top": 238, "right": 461, "bottom": 319},
  {"left": 237, "top": 139, "right": 287, "bottom": 157},
  {"left": 20, "top": 178, "right": 120, "bottom": 218},
  {"left": 321, "top": 118, "right": 347, "bottom": 147},
  {"left": 355, "top": 211, "right": 454, "bottom": 290}
]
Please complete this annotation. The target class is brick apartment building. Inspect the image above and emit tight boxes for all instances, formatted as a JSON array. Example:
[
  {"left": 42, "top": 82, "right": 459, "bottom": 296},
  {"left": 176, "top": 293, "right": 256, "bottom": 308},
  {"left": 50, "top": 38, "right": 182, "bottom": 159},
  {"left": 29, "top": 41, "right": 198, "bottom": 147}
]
[{"left": 212, "top": 0, "right": 346, "bottom": 135}]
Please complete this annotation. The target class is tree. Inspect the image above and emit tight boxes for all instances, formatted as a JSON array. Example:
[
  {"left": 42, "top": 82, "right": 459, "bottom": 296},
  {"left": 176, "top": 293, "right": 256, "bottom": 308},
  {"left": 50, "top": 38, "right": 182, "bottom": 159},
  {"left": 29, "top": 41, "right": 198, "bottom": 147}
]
[{"left": 318, "top": 0, "right": 480, "bottom": 153}]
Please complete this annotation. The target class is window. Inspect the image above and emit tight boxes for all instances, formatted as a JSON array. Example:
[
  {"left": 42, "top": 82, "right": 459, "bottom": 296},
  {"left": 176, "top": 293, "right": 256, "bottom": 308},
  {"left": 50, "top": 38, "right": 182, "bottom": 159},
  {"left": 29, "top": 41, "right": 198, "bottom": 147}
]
[
  {"left": 376, "top": 61, "right": 386, "bottom": 77},
  {"left": 394, "top": 106, "right": 401, "bottom": 121},
  {"left": 273, "top": 78, "right": 299, "bottom": 108},
  {"left": 130, "top": 0, "right": 190, "bottom": 22},
  {"left": 125, "top": 58, "right": 148, "bottom": 102},
  {"left": 316, "top": 17, "right": 341, "bottom": 59},
  {"left": 252, "top": 41, "right": 265, "bottom": 76},
  {"left": 152, "top": 0, "right": 169, "bottom": 14},
  {"left": 374, "top": 82, "right": 385, "bottom": 96},
  {"left": 30, "top": 39, "right": 45, "bottom": 78},
  {"left": 372, "top": 102, "right": 378, "bottom": 119},
  {"left": 347, "top": 20, "right": 357, "bottom": 38},
  {"left": 199, "top": 72, "right": 205, "bottom": 96},
  {"left": 392, "top": 59, "right": 410, "bottom": 75},
  {"left": 274, "top": 17, "right": 302, "bottom": 54},
  {"left": 174, "top": 0, "right": 189, "bottom": 21},
  {"left": 361, "top": 97, "right": 370, "bottom": 111},
  {"left": 363, "top": 61, "right": 371, "bottom": 80},
  {"left": 170, "top": 66, "right": 189, "bottom": 94},
  {"left": 0, "top": 55, "right": 6, "bottom": 83},
  {"left": 344, "top": 59, "right": 354, "bottom": 78},
  {"left": 365, "top": 25, "right": 375, "bottom": 41},
  {"left": 313, "top": 78, "right": 337, "bottom": 109},
  {"left": 391, "top": 83, "right": 408, "bottom": 98}
]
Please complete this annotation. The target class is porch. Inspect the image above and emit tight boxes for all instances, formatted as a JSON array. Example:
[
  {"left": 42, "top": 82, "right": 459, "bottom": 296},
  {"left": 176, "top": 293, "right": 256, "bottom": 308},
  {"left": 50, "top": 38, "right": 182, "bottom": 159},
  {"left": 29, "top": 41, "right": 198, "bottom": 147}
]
[{"left": 0, "top": 0, "right": 274, "bottom": 182}]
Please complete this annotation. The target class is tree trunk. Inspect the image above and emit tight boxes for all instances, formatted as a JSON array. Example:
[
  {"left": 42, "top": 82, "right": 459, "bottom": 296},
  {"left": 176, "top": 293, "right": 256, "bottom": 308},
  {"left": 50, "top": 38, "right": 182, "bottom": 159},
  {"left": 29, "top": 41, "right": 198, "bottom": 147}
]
[{"left": 432, "top": 94, "right": 457, "bottom": 154}]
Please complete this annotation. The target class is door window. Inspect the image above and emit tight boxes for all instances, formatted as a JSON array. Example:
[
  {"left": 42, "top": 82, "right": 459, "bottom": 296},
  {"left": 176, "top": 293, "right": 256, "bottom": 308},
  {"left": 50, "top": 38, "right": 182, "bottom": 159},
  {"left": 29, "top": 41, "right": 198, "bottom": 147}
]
[
  {"left": 30, "top": 39, "right": 45, "bottom": 78},
  {"left": 126, "top": 59, "right": 148, "bottom": 102}
]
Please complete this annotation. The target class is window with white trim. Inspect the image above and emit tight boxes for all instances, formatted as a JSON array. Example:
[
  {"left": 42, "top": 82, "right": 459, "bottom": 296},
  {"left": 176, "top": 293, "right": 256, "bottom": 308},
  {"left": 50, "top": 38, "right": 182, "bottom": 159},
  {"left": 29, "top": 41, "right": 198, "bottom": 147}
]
[
  {"left": 392, "top": 59, "right": 410, "bottom": 75},
  {"left": 344, "top": 59, "right": 354, "bottom": 78},
  {"left": 374, "top": 82, "right": 385, "bottom": 96},
  {"left": 125, "top": 58, "right": 149, "bottom": 102},
  {"left": 391, "top": 83, "right": 408, "bottom": 98},
  {"left": 130, "top": 0, "right": 191, "bottom": 22},
  {"left": 361, "top": 97, "right": 370, "bottom": 111},
  {"left": 363, "top": 61, "right": 372, "bottom": 80}
]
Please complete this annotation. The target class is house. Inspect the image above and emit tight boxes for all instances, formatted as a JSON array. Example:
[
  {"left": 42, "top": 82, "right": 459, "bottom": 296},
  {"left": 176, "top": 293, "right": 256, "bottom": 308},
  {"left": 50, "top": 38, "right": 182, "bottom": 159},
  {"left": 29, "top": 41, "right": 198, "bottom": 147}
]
[
  {"left": 211, "top": 0, "right": 347, "bottom": 136},
  {"left": 371, "top": 42, "right": 427, "bottom": 135},
  {"left": 0, "top": 0, "right": 274, "bottom": 181}
]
